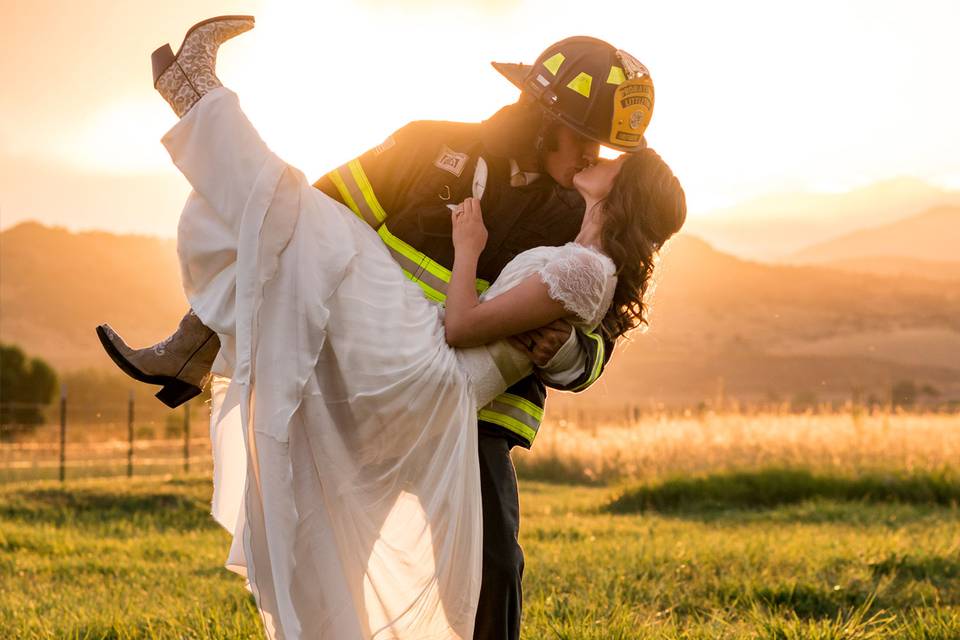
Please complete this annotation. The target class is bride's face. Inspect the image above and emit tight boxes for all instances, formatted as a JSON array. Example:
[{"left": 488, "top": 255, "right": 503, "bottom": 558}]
[{"left": 573, "top": 154, "right": 627, "bottom": 201}]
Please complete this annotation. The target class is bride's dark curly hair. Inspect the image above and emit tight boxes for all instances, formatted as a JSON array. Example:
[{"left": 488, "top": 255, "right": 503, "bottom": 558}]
[{"left": 598, "top": 148, "right": 686, "bottom": 341}]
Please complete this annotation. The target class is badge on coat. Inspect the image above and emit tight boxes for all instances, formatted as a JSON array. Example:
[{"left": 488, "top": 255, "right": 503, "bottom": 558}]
[{"left": 434, "top": 145, "right": 469, "bottom": 177}]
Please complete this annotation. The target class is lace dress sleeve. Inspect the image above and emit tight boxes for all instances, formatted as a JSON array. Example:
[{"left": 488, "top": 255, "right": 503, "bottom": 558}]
[{"left": 537, "top": 245, "right": 616, "bottom": 328}]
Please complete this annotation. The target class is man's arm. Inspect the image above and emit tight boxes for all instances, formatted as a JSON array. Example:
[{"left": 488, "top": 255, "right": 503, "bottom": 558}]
[
  {"left": 530, "top": 324, "right": 586, "bottom": 386},
  {"left": 313, "top": 122, "right": 430, "bottom": 227},
  {"left": 547, "top": 329, "right": 614, "bottom": 392},
  {"left": 508, "top": 320, "right": 614, "bottom": 391},
  {"left": 512, "top": 323, "right": 614, "bottom": 392}
]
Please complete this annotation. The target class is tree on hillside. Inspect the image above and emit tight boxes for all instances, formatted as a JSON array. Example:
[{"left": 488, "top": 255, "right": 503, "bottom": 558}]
[
  {"left": 0, "top": 343, "right": 58, "bottom": 430},
  {"left": 891, "top": 380, "right": 917, "bottom": 409}
]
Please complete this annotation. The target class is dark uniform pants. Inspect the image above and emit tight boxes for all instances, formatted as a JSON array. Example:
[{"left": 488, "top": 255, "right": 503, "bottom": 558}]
[{"left": 473, "top": 432, "right": 524, "bottom": 640}]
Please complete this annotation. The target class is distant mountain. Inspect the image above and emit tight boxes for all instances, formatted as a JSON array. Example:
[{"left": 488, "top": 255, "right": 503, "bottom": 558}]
[
  {"left": 2, "top": 223, "right": 959, "bottom": 408},
  {"left": 554, "top": 233, "right": 960, "bottom": 408},
  {"left": 0, "top": 222, "right": 188, "bottom": 371},
  {"left": 686, "top": 177, "right": 960, "bottom": 260},
  {"left": 811, "top": 256, "right": 960, "bottom": 281},
  {"left": 788, "top": 206, "right": 960, "bottom": 264}
]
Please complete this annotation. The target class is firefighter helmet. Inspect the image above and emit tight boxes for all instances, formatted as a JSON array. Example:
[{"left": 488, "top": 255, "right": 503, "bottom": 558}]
[{"left": 492, "top": 36, "right": 654, "bottom": 153}]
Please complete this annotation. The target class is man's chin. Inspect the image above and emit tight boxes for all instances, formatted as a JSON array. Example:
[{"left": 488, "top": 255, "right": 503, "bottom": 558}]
[{"left": 559, "top": 172, "right": 578, "bottom": 189}]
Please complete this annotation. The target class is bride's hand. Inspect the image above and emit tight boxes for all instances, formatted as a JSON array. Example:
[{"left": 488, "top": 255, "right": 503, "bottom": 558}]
[{"left": 452, "top": 198, "right": 487, "bottom": 257}]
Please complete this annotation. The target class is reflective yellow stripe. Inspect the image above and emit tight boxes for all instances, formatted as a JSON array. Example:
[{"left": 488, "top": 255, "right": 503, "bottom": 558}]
[
  {"left": 497, "top": 393, "right": 544, "bottom": 422},
  {"left": 336, "top": 161, "right": 492, "bottom": 296},
  {"left": 348, "top": 160, "right": 387, "bottom": 223},
  {"left": 571, "top": 331, "right": 604, "bottom": 391},
  {"left": 478, "top": 408, "right": 538, "bottom": 443},
  {"left": 607, "top": 66, "right": 626, "bottom": 85},
  {"left": 377, "top": 224, "right": 490, "bottom": 301},
  {"left": 542, "top": 52, "right": 565, "bottom": 75},
  {"left": 329, "top": 163, "right": 379, "bottom": 227},
  {"left": 566, "top": 71, "right": 593, "bottom": 98},
  {"left": 479, "top": 392, "right": 543, "bottom": 444},
  {"left": 327, "top": 169, "right": 362, "bottom": 219},
  {"left": 399, "top": 267, "right": 446, "bottom": 303}
]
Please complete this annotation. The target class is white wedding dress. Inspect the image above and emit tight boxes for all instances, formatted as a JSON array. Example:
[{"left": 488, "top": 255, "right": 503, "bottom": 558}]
[{"left": 167, "top": 88, "right": 616, "bottom": 639}]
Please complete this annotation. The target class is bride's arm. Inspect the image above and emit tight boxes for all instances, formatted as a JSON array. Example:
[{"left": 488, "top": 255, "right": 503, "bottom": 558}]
[{"left": 445, "top": 198, "right": 568, "bottom": 348}]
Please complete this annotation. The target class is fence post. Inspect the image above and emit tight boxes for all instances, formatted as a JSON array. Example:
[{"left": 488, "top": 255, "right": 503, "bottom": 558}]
[
  {"left": 59, "top": 385, "right": 67, "bottom": 483},
  {"left": 183, "top": 402, "right": 190, "bottom": 473},
  {"left": 127, "top": 390, "right": 135, "bottom": 478}
]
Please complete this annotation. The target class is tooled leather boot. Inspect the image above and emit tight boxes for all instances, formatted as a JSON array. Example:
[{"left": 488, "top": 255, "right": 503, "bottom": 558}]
[
  {"left": 96, "top": 311, "right": 220, "bottom": 408},
  {"left": 152, "top": 15, "right": 255, "bottom": 117}
]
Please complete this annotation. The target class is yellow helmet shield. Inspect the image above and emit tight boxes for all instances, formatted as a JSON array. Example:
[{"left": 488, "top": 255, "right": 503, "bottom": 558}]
[{"left": 609, "top": 50, "right": 654, "bottom": 150}]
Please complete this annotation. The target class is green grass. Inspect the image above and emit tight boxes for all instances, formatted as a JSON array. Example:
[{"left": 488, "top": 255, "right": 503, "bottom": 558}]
[
  {"left": 606, "top": 468, "right": 960, "bottom": 513},
  {"left": 1, "top": 474, "right": 958, "bottom": 639}
]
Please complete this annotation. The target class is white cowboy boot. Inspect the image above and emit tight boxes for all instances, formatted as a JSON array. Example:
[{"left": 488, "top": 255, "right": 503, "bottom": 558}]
[
  {"left": 152, "top": 15, "right": 255, "bottom": 117},
  {"left": 96, "top": 311, "right": 220, "bottom": 407}
]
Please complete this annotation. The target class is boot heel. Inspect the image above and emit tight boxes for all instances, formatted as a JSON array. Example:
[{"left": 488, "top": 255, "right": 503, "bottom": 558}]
[
  {"left": 152, "top": 43, "right": 175, "bottom": 86},
  {"left": 156, "top": 379, "right": 202, "bottom": 408}
]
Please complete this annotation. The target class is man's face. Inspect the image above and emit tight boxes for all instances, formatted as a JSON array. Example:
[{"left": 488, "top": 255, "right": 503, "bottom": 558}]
[{"left": 542, "top": 125, "right": 601, "bottom": 189}]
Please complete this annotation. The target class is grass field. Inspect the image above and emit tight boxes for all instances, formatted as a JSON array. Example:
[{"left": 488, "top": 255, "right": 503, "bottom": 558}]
[{"left": 2, "top": 412, "right": 959, "bottom": 639}]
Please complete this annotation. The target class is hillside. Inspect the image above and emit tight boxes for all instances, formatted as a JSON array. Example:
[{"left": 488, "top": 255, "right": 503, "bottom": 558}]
[
  {"left": 2, "top": 223, "right": 958, "bottom": 407},
  {"left": 0, "top": 222, "right": 188, "bottom": 371},
  {"left": 556, "top": 234, "right": 960, "bottom": 408},
  {"left": 811, "top": 256, "right": 960, "bottom": 281},
  {"left": 686, "top": 178, "right": 960, "bottom": 260},
  {"left": 789, "top": 206, "right": 960, "bottom": 264}
]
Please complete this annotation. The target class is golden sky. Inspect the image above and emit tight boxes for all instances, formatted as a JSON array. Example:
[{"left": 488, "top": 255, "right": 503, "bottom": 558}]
[{"left": 1, "top": 0, "right": 958, "bottom": 236}]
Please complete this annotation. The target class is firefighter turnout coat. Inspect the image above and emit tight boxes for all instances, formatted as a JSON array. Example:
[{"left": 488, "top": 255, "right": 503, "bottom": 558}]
[{"left": 314, "top": 120, "right": 612, "bottom": 448}]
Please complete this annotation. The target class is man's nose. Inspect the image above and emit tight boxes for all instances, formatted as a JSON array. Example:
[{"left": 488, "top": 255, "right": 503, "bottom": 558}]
[{"left": 581, "top": 141, "right": 600, "bottom": 161}]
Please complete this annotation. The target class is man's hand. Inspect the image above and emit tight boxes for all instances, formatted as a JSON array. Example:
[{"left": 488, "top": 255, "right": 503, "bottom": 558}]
[{"left": 508, "top": 319, "right": 573, "bottom": 367}]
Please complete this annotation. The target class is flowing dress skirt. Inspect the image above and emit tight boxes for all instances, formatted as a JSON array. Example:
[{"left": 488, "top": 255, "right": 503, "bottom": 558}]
[{"left": 166, "top": 88, "right": 482, "bottom": 639}]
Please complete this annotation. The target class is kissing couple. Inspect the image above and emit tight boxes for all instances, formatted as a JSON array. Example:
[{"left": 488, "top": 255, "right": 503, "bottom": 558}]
[{"left": 97, "top": 15, "right": 685, "bottom": 640}]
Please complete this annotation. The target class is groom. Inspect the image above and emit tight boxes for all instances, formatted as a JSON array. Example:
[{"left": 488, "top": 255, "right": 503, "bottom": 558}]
[{"left": 100, "top": 36, "right": 653, "bottom": 638}]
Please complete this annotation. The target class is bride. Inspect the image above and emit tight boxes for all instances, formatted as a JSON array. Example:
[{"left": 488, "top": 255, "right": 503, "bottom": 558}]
[{"left": 153, "top": 16, "right": 685, "bottom": 640}]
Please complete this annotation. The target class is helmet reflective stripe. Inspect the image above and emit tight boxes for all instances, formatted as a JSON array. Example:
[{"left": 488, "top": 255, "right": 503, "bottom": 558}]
[
  {"left": 566, "top": 72, "right": 593, "bottom": 98},
  {"left": 607, "top": 66, "right": 626, "bottom": 85},
  {"left": 542, "top": 52, "right": 565, "bottom": 75}
]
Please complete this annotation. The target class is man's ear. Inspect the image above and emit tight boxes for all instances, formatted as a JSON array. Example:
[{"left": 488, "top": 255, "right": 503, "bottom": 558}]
[{"left": 480, "top": 100, "right": 541, "bottom": 159}]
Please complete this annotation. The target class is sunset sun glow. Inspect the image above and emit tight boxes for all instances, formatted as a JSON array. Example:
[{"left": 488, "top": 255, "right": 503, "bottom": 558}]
[{"left": 1, "top": 0, "right": 958, "bottom": 236}]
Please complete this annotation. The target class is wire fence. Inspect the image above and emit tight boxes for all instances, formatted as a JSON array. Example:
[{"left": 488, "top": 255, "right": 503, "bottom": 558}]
[
  {"left": 0, "top": 389, "right": 210, "bottom": 484},
  {"left": 3, "top": 386, "right": 957, "bottom": 485}
]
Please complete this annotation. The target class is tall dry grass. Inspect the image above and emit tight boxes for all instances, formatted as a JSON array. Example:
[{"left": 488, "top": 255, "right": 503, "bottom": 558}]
[{"left": 513, "top": 411, "right": 960, "bottom": 485}]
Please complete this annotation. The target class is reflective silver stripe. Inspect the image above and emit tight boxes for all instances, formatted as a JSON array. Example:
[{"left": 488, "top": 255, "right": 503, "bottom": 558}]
[
  {"left": 486, "top": 343, "right": 528, "bottom": 389},
  {"left": 377, "top": 225, "right": 491, "bottom": 303},
  {"left": 481, "top": 398, "right": 541, "bottom": 436},
  {"left": 381, "top": 244, "right": 450, "bottom": 302},
  {"left": 478, "top": 408, "right": 537, "bottom": 444},
  {"left": 332, "top": 163, "right": 380, "bottom": 228}
]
